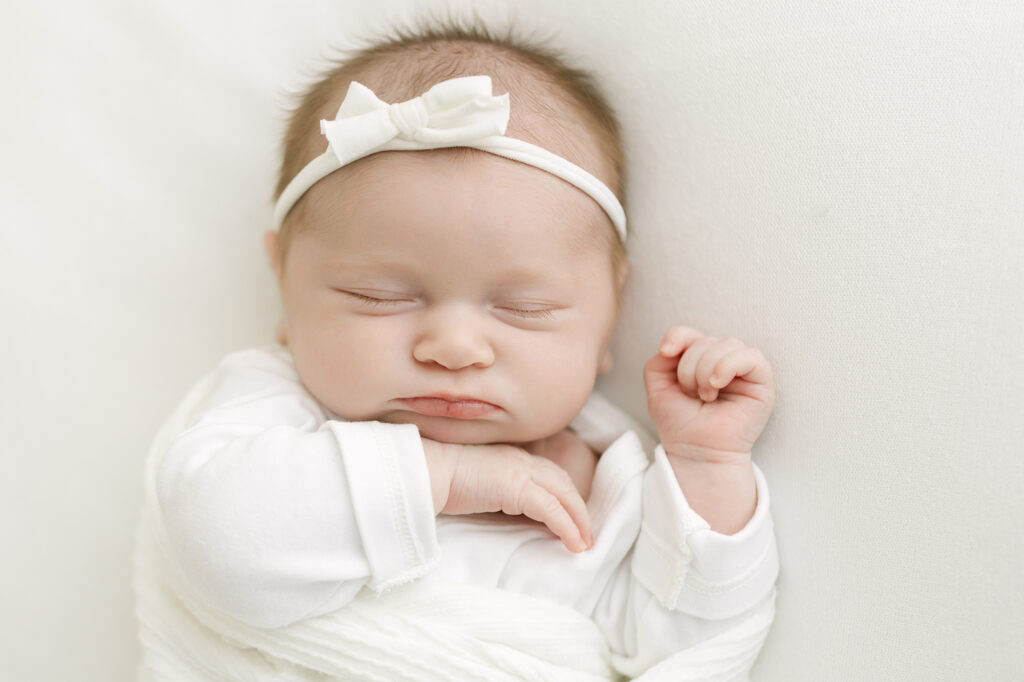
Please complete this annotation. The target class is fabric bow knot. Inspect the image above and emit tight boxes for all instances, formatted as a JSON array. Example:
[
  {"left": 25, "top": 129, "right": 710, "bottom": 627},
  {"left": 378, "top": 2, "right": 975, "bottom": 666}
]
[
  {"left": 386, "top": 98, "right": 430, "bottom": 139},
  {"left": 320, "top": 76, "right": 511, "bottom": 166}
]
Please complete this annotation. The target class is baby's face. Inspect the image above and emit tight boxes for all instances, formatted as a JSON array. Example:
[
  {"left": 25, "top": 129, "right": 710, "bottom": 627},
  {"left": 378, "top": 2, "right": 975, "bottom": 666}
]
[{"left": 269, "top": 150, "right": 620, "bottom": 445}]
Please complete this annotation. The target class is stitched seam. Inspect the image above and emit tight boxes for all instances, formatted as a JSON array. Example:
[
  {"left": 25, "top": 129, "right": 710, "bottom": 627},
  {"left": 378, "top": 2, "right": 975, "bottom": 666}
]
[
  {"left": 373, "top": 426, "right": 418, "bottom": 571},
  {"left": 638, "top": 522, "right": 689, "bottom": 603}
]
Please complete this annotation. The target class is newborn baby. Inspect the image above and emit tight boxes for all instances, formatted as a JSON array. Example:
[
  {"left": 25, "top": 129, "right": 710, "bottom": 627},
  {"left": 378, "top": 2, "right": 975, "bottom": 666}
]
[{"left": 133, "top": 22, "right": 779, "bottom": 682}]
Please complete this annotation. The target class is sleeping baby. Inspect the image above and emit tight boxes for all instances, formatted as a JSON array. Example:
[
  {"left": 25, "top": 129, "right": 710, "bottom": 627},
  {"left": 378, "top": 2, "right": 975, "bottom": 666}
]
[{"left": 133, "top": 21, "right": 779, "bottom": 682}]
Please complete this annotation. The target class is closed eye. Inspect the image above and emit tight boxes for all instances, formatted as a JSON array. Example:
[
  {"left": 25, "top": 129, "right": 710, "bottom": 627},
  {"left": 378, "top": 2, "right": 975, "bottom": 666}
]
[
  {"left": 335, "top": 290, "right": 415, "bottom": 307},
  {"left": 496, "top": 305, "right": 559, "bottom": 320}
]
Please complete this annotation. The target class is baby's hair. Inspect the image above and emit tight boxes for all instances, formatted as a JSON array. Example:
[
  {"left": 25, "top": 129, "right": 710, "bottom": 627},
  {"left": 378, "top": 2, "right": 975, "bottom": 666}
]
[{"left": 273, "top": 17, "right": 628, "bottom": 282}]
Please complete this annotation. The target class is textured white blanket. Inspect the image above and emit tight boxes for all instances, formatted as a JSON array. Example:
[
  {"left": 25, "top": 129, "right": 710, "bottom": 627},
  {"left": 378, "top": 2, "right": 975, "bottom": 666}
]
[
  {"left": 137, "top": 528, "right": 773, "bottom": 681},
  {"left": 135, "top": 491, "right": 774, "bottom": 681},
  {"left": 136, "top": 516, "right": 617, "bottom": 680}
]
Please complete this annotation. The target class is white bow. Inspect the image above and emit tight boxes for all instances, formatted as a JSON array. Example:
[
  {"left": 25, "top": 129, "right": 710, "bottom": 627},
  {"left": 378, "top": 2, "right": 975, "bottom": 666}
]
[{"left": 321, "top": 76, "right": 511, "bottom": 166}]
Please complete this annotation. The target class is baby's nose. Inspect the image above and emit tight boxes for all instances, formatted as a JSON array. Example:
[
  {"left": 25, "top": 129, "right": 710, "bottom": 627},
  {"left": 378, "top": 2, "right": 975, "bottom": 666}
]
[{"left": 412, "top": 306, "right": 495, "bottom": 370}]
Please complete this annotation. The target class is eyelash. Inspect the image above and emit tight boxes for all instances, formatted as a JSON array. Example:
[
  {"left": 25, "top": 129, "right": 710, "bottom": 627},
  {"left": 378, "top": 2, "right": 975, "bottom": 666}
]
[
  {"left": 339, "top": 290, "right": 557, "bottom": 319},
  {"left": 340, "top": 291, "right": 410, "bottom": 306},
  {"left": 498, "top": 306, "right": 556, "bottom": 320}
]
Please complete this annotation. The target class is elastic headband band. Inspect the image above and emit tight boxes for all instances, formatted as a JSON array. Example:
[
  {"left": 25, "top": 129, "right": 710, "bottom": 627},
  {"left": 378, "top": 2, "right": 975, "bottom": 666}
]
[{"left": 272, "top": 75, "right": 627, "bottom": 241}]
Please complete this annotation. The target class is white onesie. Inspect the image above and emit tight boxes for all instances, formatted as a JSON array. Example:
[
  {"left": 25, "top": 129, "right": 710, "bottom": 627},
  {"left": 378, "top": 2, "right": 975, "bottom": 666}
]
[{"left": 140, "top": 345, "right": 778, "bottom": 679}]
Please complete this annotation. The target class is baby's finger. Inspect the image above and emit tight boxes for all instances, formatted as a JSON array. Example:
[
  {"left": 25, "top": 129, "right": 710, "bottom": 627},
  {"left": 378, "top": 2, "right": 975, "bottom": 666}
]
[
  {"left": 530, "top": 459, "right": 593, "bottom": 547},
  {"left": 695, "top": 337, "right": 746, "bottom": 401},
  {"left": 519, "top": 482, "right": 589, "bottom": 552},
  {"left": 657, "top": 326, "right": 705, "bottom": 358},
  {"left": 646, "top": 327, "right": 709, "bottom": 399},
  {"left": 644, "top": 351, "right": 684, "bottom": 397},
  {"left": 710, "top": 346, "right": 774, "bottom": 391},
  {"left": 674, "top": 335, "right": 718, "bottom": 398}
]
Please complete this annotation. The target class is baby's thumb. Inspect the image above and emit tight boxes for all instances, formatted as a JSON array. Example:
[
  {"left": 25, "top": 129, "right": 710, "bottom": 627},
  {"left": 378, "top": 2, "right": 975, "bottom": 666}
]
[{"left": 643, "top": 351, "right": 682, "bottom": 399}]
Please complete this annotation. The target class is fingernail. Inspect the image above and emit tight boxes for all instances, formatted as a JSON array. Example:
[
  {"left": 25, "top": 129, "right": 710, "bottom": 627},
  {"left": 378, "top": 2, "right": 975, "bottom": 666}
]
[{"left": 709, "top": 374, "right": 722, "bottom": 387}]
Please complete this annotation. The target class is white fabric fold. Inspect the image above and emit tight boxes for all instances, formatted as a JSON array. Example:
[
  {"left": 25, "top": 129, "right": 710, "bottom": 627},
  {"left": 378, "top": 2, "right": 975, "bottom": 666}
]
[{"left": 626, "top": 589, "right": 776, "bottom": 682}]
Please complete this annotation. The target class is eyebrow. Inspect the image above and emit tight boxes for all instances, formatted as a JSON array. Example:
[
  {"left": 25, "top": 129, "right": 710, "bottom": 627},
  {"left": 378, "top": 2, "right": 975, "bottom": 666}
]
[
  {"left": 325, "top": 258, "right": 416, "bottom": 273},
  {"left": 491, "top": 266, "right": 577, "bottom": 287},
  {"left": 318, "top": 255, "right": 428, "bottom": 280},
  {"left": 325, "top": 258, "right": 575, "bottom": 288}
]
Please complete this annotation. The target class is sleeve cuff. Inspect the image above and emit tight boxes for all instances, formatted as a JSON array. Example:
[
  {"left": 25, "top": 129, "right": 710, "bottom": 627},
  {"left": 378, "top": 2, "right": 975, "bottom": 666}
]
[
  {"left": 321, "top": 420, "right": 440, "bottom": 591},
  {"left": 631, "top": 446, "right": 778, "bottom": 619}
]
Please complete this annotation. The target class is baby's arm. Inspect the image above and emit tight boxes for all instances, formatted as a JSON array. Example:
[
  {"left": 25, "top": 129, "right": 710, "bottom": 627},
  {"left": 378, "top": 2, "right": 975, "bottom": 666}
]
[
  {"left": 581, "top": 332, "right": 776, "bottom": 675},
  {"left": 157, "top": 350, "right": 439, "bottom": 628},
  {"left": 643, "top": 326, "right": 775, "bottom": 534},
  {"left": 592, "top": 334, "right": 778, "bottom": 675},
  {"left": 156, "top": 348, "right": 592, "bottom": 630}
]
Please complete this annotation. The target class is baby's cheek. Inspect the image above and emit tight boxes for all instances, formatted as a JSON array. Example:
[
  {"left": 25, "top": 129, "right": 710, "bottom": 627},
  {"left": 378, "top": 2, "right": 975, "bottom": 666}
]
[
  {"left": 530, "top": 350, "right": 599, "bottom": 427},
  {"left": 289, "top": 326, "right": 386, "bottom": 419}
]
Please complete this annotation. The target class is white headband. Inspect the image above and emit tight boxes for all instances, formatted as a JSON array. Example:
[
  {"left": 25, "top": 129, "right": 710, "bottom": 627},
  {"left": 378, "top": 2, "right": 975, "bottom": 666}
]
[{"left": 272, "top": 75, "right": 627, "bottom": 241}]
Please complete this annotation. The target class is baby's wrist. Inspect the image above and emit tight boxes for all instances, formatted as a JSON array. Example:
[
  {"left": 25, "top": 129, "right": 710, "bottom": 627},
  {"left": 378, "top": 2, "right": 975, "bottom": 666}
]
[
  {"left": 664, "top": 452, "right": 757, "bottom": 535},
  {"left": 666, "top": 454, "right": 754, "bottom": 489},
  {"left": 663, "top": 443, "right": 752, "bottom": 466},
  {"left": 421, "top": 438, "right": 458, "bottom": 514}
]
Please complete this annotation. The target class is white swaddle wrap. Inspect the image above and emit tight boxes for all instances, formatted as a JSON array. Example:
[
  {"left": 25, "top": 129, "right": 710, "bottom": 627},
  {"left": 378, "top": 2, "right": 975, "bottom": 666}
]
[
  {"left": 135, "top": 488, "right": 773, "bottom": 681},
  {"left": 135, "top": 520, "right": 616, "bottom": 680},
  {"left": 132, "top": 351, "right": 776, "bottom": 681}
]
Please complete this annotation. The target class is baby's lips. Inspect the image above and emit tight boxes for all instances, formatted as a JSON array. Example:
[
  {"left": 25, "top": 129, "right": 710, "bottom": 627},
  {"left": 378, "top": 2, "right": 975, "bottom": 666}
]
[{"left": 397, "top": 396, "right": 500, "bottom": 419}]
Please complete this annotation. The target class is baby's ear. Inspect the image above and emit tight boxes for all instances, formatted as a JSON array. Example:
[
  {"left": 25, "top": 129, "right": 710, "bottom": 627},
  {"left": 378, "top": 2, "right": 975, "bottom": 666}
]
[
  {"left": 616, "top": 259, "right": 630, "bottom": 290},
  {"left": 274, "top": 318, "right": 288, "bottom": 347},
  {"left": 263, "top": 231, "right": 288, "bottom": 346},
  {"left": 263, "top": 230, "right": 282, "bottom": 281}
]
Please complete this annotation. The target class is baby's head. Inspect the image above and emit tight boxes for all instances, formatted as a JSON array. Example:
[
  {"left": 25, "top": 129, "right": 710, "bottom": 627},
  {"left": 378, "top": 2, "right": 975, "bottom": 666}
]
[{"left": 266, "top": 23, "right": 628, "bottom": 445}]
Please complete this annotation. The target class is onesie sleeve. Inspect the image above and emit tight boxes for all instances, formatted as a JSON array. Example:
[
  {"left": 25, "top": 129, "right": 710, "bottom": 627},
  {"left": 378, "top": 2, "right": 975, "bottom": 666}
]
[
  {"left": 599, "top": 445, "right": 778, "bottom": 679},
  {"left": 154, "top": 347, "right": 439, "bottom": 629},
  {"left": 632, "top": 446, "right": 777, "bottom": 619}
]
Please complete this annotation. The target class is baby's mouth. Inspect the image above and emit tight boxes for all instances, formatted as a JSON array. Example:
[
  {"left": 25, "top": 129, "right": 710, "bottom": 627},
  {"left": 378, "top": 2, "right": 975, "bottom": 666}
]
[{"left": 397, "top": 396, "right": 500, "bottom": 419}]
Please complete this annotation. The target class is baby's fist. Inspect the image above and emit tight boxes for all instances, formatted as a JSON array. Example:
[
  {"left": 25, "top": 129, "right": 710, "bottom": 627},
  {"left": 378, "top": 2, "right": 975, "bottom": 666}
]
[{"left": 643, "top": 327, "right": 775, "bottom": 463}]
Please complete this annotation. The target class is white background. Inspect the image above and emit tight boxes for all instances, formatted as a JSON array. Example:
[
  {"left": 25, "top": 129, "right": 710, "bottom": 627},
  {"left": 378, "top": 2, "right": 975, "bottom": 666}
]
[{"left": 1, "top": 1, "right": 1021, "bottom": 679}]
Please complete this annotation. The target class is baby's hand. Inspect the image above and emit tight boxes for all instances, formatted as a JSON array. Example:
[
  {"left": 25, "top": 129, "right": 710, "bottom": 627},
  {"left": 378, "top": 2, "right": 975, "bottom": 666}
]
[
  {"left": 643, "top": 326, "right": 775, "bottom": 464},
  {"left": 521, "top": 429, "right": 598, "bottom": 501},
  {"left": 422, "top": 439, "right": 593, "bottom": 553}
]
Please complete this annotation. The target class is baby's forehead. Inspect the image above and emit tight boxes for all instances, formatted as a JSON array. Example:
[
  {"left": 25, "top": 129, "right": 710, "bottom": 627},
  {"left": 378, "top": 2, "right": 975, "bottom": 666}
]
[{"left": 303, "top": 149, "right": 610, "bottom": 255}]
